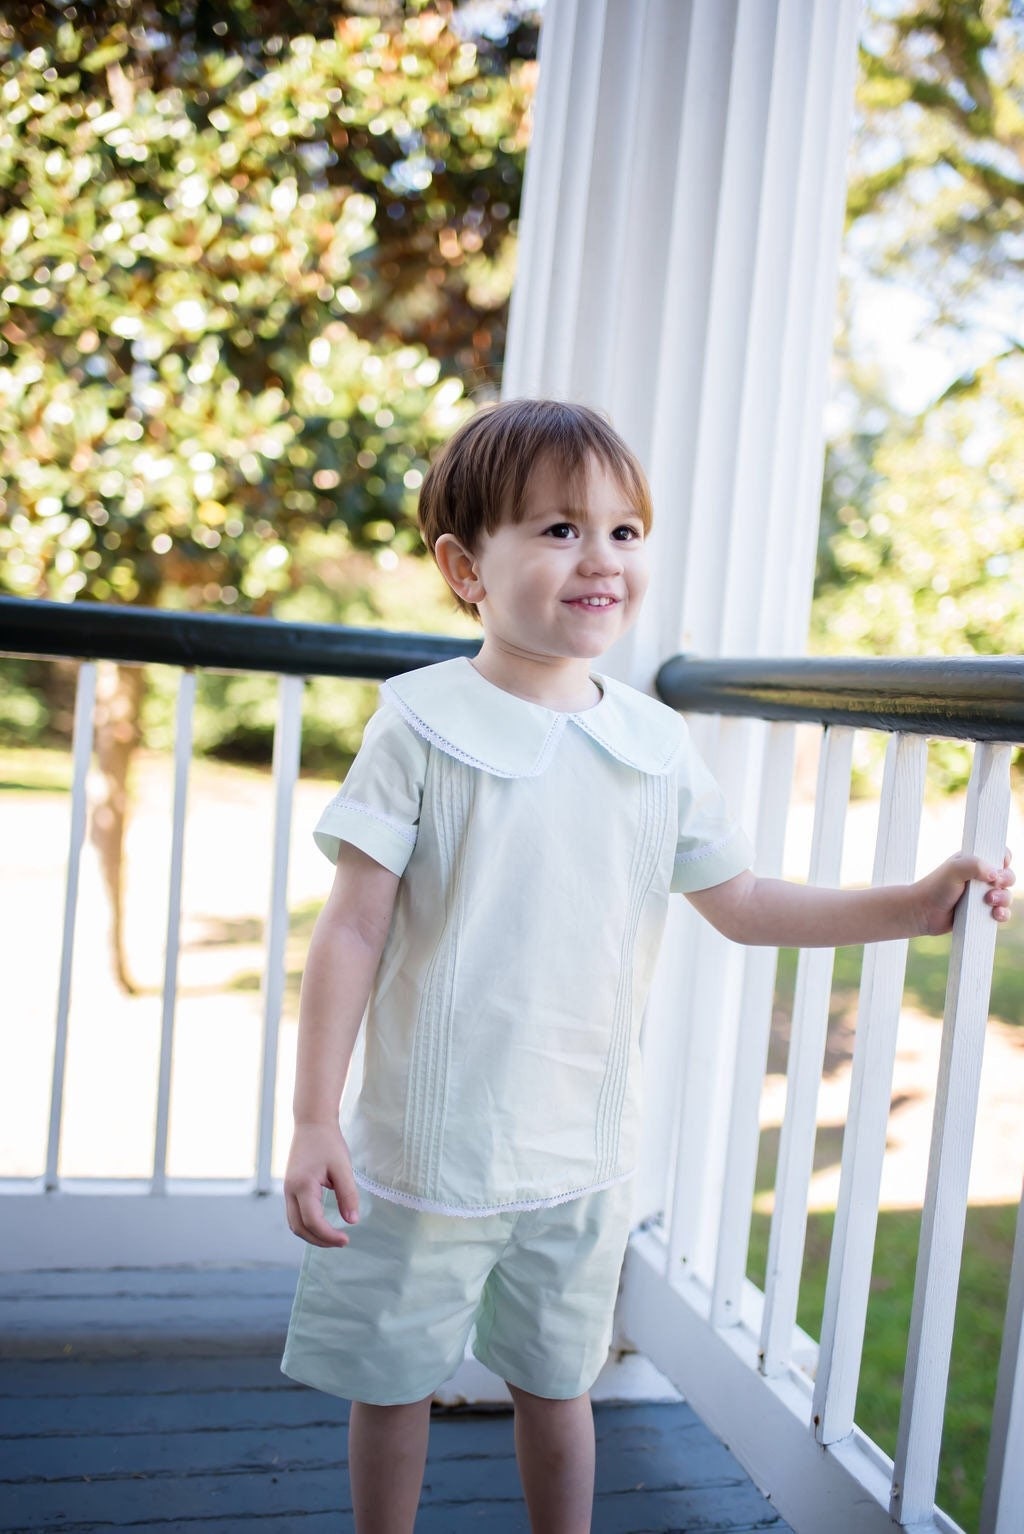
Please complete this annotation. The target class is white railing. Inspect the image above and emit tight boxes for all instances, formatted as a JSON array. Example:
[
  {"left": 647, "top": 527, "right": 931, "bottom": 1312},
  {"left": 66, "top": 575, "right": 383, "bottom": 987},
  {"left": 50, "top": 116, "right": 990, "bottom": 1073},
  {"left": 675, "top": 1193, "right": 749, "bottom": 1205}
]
[
  {"left": 620, "top": 655, "right": 1024, "bottom": 1534},
  {"left": 6, "top": 660, "right": 304, "bottom": 1264},
  {"left": 0, "top": 600, "right": 471, "bottom": 1267},
  {"left": 2, "top": 602, "right": 1023, "bottom": 1534}
]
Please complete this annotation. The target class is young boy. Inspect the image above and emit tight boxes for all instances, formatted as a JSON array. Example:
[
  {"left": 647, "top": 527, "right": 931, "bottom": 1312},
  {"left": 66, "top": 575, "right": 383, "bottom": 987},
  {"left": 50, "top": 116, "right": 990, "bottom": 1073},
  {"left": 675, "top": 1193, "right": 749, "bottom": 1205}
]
[{"left": 281, "top": 398, "right": 1013, "bottom": 1534}]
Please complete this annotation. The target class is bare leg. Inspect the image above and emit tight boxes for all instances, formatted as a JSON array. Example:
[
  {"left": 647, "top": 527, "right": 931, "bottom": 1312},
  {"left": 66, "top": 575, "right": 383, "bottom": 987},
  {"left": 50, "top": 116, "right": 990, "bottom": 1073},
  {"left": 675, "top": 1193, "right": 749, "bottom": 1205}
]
[
  {"left": 508, "top": 1382, "right": 595, "bottom": 1534},
  {"left": 348, "top": 1394, "right": 434, "bottom": 1534}
]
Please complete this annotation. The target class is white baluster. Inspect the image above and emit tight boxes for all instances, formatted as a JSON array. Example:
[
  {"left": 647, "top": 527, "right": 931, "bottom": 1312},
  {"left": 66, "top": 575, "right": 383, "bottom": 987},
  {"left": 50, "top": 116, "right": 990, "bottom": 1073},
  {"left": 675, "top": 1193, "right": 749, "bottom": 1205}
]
[
  {"left": 685, "top": 717, "right": 768, "bottom": 1280},
  {"left": 256, "top": 674, "right": 304, "bottom": 1194},
  {"left": 759, "top": 723, "right": 854, "bottom": 1377},
  {"left": 45, "top": 661, "right": 96, "bottom": 1190},
  {"left": 813, "top": 732, "right": 926, "bottom": 1442},
  {"left": 152, "top": 670, "right": 195, "bottom": 1193},
  {"left": 892, "top": 742, "right": 1013, "bottom": 1525},
  {"left": 711, "top": 721, "right": 795, "bottom": 1327},
  {"left": 665, "top": 714, "right": 745, "bottom": 1282}
]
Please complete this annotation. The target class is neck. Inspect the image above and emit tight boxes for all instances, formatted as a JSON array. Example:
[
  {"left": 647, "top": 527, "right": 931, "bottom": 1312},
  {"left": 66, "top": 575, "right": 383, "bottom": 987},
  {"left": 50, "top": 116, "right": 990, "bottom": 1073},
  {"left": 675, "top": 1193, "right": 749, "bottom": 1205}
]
[{"left": 470, "top": 641, "right": 602, "bottom": 712}]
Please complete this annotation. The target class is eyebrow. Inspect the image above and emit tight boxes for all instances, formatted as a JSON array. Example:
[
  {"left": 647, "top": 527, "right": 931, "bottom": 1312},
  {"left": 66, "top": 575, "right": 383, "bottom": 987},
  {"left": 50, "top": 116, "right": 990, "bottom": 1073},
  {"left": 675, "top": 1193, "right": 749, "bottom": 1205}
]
[{"left": 526, "top": 506, "right": 645, "bottom": 522}]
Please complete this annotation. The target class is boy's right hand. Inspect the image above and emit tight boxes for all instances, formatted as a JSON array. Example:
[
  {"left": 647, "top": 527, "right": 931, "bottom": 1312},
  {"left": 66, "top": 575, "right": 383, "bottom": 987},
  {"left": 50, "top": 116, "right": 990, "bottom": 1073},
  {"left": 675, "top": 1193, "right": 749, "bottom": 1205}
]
[{"left": 284, "top": 1122, "right": 361, "bottom": 1248}]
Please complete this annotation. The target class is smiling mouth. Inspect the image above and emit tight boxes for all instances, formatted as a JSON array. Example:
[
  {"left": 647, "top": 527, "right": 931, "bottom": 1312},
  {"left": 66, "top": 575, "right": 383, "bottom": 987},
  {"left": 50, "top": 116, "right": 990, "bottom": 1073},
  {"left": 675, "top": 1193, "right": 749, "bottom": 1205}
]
[{"left": 564, "top": 596, "right": 620, "bottom": 609}]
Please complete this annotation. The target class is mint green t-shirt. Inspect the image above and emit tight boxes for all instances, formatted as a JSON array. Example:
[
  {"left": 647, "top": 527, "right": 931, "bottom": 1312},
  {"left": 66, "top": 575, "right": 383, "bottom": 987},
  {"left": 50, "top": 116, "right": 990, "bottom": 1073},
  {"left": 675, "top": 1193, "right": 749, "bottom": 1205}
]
[{"left": 314, "top": 656, "right": 753, "bottom": 1218}]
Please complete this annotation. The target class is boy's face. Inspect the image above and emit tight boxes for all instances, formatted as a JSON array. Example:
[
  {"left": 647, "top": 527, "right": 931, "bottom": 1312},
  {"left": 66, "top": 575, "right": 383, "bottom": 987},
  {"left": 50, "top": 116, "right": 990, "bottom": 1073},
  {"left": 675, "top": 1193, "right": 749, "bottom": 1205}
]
[{"left": 459, "top": 453, "right": 650, "bottom": 663}]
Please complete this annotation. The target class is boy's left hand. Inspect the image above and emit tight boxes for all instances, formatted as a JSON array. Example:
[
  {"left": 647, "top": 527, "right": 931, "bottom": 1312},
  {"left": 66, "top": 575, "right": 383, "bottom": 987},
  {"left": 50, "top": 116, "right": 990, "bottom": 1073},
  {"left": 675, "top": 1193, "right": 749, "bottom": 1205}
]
[{"left": 913, "top": 849, "right": 1015, "bottom": 937}]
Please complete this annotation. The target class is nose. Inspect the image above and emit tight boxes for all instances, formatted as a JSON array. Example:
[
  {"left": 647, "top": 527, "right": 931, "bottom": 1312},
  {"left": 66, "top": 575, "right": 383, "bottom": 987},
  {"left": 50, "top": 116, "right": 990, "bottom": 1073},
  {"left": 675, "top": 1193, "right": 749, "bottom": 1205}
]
[{"left": 578, "top": 534, "right": 624, "bottom": 577}]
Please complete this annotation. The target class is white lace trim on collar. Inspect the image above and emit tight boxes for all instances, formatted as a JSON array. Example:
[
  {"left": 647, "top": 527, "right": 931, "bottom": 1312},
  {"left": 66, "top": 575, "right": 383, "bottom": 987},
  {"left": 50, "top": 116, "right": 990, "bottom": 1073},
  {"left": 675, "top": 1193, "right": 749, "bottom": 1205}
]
[
  {"left": 380, "top": 657, "right": 682, "bottom": 778},
  {"left": 382, "top": 677, "right": 566, "bottom": 780}
]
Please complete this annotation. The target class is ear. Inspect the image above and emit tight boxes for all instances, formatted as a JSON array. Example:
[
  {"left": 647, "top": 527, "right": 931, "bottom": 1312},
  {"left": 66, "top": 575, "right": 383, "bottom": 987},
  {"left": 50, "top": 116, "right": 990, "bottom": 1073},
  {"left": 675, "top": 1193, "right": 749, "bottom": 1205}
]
[{"left": 434, "top": 533, "right": 486, "bottom": 606}]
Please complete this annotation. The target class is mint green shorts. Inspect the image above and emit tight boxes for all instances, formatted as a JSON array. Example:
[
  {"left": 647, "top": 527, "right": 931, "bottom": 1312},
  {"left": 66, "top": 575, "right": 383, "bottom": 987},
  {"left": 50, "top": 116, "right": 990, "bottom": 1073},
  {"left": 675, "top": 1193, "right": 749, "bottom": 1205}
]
[{"left": 280, "top": 1177, "right": 634, "bottom": 1405}]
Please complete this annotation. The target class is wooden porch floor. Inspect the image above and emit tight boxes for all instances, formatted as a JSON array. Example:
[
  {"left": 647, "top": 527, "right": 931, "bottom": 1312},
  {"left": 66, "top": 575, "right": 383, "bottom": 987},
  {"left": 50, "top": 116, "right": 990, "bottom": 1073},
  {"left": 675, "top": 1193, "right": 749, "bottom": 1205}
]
[{"left": 0, "top": 1267, "right": 793, "bottom": 1533}]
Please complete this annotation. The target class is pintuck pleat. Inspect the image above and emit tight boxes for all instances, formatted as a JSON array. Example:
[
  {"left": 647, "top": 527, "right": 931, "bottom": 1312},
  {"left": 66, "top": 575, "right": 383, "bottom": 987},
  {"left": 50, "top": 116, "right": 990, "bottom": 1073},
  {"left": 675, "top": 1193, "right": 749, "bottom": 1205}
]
[
  {"left": 401, "top": 757, "right": 473, "bottom": 1197},
  {"left": 594, "top": 771, "right": 668, "bottom": 1181}
]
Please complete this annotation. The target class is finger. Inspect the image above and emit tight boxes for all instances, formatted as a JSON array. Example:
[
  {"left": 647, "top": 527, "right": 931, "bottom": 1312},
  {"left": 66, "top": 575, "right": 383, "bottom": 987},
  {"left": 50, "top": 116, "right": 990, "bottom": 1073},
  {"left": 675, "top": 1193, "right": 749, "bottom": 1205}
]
[
  {"left": 953, "top": 855, "right": 998, "bottom": 884},
  {"left": 296, "top": 1217, "right": 350, "bottom": 1248},
  {"left": 284, "top": 1189, "right": 347, "bottom": 1249},
  {"left": 1004, "top": 848, "right": 1014, "bottom": 868},
  {"left": 293, "top": 1220, "right": 350, "bottom": 1249},
  {"left": 329, "top": 1165, "right": 361, "bottom": 1225},
  {"left": 295, "top": 1186, "right": 351, "bottom": 1247}
]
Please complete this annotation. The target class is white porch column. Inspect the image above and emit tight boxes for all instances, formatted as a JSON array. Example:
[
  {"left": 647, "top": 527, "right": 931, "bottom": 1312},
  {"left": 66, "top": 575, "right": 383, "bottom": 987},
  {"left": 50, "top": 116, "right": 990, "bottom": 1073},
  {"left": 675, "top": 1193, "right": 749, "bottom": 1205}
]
[{"left": 502, "top": 0, "right": 862, "bottom": 1237}]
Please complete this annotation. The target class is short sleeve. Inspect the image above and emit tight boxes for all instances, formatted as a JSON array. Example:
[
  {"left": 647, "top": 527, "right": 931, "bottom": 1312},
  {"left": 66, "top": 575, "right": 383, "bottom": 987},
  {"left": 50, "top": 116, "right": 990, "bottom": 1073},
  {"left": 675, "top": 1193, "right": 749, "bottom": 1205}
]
[
  {"left": 670, "top": 727, "right": 754, "bottom": 894},
  {"left": 313, "top": 702, "right": 427, "bottom": 876}
]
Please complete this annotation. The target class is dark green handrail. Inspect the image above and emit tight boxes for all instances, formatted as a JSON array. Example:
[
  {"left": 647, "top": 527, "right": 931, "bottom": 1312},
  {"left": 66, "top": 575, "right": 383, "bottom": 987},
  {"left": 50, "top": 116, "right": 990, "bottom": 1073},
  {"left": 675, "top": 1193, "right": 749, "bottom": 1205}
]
[{"left": 2, "top": 595, "right": 1022, "bottom": 741}]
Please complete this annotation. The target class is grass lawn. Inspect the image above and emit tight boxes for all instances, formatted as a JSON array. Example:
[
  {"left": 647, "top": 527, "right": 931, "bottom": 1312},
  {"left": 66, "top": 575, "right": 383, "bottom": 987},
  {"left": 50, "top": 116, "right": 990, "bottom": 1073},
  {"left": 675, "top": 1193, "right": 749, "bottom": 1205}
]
[
  {"left": 748, "top": 1203, "right": 1015, "bottom": 1533},
  {"left": 0, "top": 744, "right": 77, "bottom": 793}
]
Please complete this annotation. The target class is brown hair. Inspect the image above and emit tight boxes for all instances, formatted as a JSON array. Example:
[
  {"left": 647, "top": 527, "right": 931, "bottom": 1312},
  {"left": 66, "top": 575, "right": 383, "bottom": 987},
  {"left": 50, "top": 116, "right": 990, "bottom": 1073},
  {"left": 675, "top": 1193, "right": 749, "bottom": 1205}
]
[{"left": 418, "top": 398, "right": 653, "bottom": 618}]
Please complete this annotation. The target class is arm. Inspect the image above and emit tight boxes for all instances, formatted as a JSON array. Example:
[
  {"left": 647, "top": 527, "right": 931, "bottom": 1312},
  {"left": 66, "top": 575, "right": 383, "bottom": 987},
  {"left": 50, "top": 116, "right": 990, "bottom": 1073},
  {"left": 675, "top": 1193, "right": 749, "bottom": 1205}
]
[
  {"left": 283, "top": 841, "right": 400, "bottom": 1249},
  {"left": 686, "top": 852, "right": 1014, "bottom": 948}
]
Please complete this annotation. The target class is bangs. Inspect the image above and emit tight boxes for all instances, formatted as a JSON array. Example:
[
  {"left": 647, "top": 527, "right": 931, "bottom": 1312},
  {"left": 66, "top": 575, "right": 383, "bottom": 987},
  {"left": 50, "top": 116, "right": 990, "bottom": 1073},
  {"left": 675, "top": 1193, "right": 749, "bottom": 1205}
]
[
  {"left": 500, "top": 430, "right": 653, "bottom": 535},
  {"left": 467, "top": 400, "right": 654, "bottom": 540}
]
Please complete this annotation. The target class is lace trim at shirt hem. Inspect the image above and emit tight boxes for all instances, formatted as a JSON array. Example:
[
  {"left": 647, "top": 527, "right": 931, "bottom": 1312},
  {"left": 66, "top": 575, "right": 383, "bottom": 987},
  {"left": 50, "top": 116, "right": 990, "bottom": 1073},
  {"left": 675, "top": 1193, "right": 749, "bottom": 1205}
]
[
  {"left": 320, "top": 793, "right": 418, "bottom": 845},
  {"left": 352, "top": 1167, "right": 634, "bottom": 1217}
]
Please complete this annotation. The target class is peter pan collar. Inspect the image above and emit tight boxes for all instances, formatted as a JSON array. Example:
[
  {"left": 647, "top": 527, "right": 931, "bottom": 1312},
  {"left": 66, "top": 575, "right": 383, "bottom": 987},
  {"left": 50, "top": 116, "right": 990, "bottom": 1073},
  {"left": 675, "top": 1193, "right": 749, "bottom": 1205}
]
[{"left": 379, "top": 656, "right": 683, "bottom": 779}]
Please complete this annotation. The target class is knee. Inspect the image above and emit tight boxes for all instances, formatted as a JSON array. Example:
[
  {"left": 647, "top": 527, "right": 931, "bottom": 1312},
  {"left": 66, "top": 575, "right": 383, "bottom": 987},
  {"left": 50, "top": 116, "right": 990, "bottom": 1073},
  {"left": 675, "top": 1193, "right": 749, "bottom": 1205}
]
[
  {"left": 352, "top": 1391, "right": 434, "bottom": 1418},
  {"left": 507, "top": 1382, "right": 590, "bottom": 1414}
]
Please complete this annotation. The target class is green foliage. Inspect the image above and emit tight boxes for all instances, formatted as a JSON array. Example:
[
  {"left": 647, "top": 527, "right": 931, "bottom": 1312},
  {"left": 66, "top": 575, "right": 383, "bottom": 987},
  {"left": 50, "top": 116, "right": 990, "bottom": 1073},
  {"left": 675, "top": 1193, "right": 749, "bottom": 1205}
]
[
  {"left": 140, "top": 665, "right": 379, "bottom": 770},
  {"left": 849, "top": 0, "right": 1024, "bottom": 307},
  {"left": 0, "top": 7, "right": 535, "bottom": 612},
  {"left": 814, "top": 354, "right": 1024, "bottom": 658},
  {"left": 0, "top": 660, "right": 47, "bottom": 739}
]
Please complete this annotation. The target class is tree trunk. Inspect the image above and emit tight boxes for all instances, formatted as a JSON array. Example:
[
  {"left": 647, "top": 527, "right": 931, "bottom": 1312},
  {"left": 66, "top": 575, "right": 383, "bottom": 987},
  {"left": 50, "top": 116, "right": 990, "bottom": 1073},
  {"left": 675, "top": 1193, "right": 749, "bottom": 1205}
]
[{"left": 89, "top": 662, "right": 147, "bottom": 995}]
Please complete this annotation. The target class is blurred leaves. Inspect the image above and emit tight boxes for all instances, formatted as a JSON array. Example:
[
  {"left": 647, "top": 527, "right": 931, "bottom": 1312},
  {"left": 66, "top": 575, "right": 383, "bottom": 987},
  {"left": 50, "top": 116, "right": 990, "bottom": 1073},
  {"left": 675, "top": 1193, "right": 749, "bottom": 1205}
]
[
  {"left": 815, "top": 0, "right": 1024, "bottom": 727},
  {"left": 0, "top": 2, "right": 537, "bottom": 613},
  {"left": 848, "top": 0, "right": 1023, "bottom": 307},
  {"left": 814, "top": 353, "right": 1024, "bottom": 657}
]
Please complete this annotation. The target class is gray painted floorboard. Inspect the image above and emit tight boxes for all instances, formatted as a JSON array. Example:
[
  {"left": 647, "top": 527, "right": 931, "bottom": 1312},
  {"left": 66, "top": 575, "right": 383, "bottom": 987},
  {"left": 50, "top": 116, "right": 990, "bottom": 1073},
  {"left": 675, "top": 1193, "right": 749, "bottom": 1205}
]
[{"left": 0, "top": 1268, "right": 792, "bottom": 1533}]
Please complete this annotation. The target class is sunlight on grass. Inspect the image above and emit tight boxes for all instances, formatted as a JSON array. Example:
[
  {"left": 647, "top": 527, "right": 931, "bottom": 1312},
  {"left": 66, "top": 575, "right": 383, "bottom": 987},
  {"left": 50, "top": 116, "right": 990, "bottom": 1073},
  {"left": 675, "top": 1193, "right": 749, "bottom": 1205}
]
[
  {"left": 0, "top": 745, "right": 73, "bottom": 793},
  {"left": 226, "top": 900, "right": 320, "bottom": 1001},
  {"left": 748, "top": 1205, "right": 1013, "bottom": 1534},
  {"left": 775, "top": 925, "right": 1024, "bottom": 1038}
]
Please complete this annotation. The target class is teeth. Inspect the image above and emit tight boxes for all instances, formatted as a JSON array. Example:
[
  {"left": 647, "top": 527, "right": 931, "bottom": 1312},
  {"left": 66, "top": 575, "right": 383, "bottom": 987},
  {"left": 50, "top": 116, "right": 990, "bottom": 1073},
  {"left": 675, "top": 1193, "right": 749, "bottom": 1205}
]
[{"left": 578, "top": 597, "right": 614, "bottom": 607}]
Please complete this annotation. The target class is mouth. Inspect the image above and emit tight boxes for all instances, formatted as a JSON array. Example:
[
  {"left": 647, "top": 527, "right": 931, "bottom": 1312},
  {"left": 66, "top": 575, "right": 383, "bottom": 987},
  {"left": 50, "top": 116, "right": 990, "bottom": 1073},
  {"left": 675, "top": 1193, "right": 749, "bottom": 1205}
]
[{"left": 563, "top": 595, "right": 621, "bottom": 610}]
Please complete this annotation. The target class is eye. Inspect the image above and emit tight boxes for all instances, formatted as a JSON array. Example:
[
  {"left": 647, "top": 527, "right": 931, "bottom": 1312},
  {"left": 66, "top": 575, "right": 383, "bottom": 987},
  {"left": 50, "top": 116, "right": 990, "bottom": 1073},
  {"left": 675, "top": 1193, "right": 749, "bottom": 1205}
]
[
  {"left": 612, "top": 523, "right": 644, "bottom": 541},
  {"left": 543, "top": 522, "right": 577, "bottom": 539}
]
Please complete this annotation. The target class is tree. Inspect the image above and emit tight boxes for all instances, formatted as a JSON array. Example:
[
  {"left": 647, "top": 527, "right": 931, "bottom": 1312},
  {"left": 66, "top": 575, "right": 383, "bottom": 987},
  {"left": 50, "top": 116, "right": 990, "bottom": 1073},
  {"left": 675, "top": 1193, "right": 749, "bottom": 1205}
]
[
  {"left": 814, "top": 0, "right": 1024, "bottom": 680},
  {"left": 847, "top": 0, "right": 1023, "bottom": 364},
  {"left": 813, "top": 353, "right": 1024, "bottom": 656}
]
